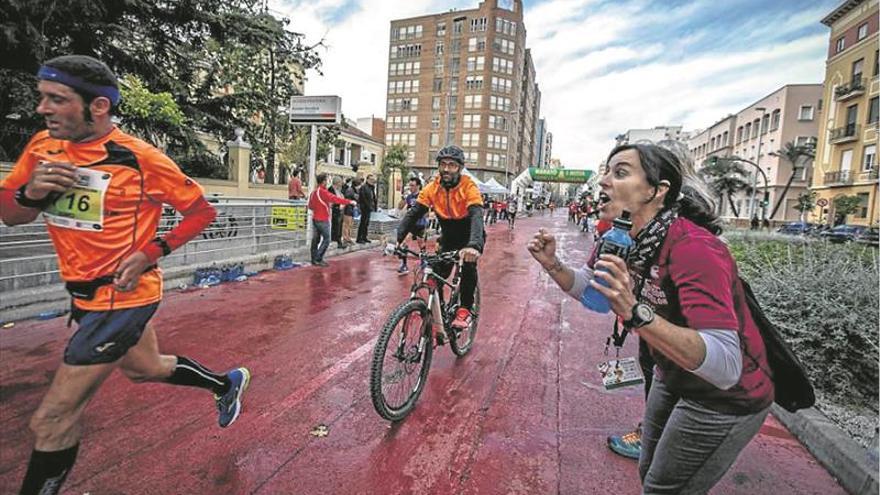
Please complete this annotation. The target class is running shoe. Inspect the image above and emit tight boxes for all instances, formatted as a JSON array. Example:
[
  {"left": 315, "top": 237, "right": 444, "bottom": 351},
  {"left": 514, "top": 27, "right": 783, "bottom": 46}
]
[
  {"left": 216, "top": 367, "right": 251, "bottom": 428},
  {"left": 397, "top": 263, "right": 409, "bottom": 275},
  {"left": 607, "top": 425, "right": 641, "bottom": 459}
]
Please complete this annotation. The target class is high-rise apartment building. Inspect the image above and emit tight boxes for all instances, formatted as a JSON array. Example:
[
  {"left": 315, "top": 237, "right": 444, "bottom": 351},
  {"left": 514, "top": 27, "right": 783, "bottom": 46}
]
[
  {"left": 386, "top": 0, "right": 539, "bottom": 185},
  {"left": 615, "top": 126, "right": 688, "bottom": 146},
  {"left": 811, "top": 0, "right": 879, "bottom": 226}
]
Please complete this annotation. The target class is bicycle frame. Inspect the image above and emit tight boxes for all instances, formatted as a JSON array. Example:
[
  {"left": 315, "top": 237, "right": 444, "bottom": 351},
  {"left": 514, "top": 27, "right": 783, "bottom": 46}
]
[{"left": 398, "top": 247, "right": 463, "bottom": 336}]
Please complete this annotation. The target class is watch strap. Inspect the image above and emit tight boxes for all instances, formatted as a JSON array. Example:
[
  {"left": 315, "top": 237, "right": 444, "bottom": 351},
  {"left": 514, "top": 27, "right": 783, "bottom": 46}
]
[{"left": 14, "top": 184, "right": 54, "bottom": 209}]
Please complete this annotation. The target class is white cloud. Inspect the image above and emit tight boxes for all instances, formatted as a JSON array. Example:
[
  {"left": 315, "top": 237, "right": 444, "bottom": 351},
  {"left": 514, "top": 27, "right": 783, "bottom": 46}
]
[{"left": 271, "top": 0, "right": 832, "bottom": 171}]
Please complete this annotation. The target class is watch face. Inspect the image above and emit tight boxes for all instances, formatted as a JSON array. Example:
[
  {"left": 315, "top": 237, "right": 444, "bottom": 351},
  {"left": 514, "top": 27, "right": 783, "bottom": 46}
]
[{"left": 635, "top": 304, "right": 653, "bottom": 322}]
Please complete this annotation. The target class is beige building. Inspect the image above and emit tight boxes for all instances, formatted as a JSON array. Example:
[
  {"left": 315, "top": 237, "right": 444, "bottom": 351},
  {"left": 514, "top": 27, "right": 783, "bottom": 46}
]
[
  {"left": 690, "top": 85, "right": 823, "bottom": 223},
  {"left": 617, "top": 125, "right": 690, "bottom": 147},
  {"left": 386, "top": 0, "right": 538, "bottom": 186},
  {"left": 810, "top": 0, "right": 879, "bottom": 226}
]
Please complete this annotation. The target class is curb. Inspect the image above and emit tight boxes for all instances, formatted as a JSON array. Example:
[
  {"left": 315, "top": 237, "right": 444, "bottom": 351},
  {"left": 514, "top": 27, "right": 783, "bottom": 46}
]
[{"left": 772, "top": 404, "right": 879, "bottom": 495}]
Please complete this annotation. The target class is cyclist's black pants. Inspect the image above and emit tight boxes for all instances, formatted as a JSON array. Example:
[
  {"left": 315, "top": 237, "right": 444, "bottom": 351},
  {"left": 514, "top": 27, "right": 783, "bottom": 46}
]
[{"left": 435, "top": 259, "right": 478, "bottom": 310}]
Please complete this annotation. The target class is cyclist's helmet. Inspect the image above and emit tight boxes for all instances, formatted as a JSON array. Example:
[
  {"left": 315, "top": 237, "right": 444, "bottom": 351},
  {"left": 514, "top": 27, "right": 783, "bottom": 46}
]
[{"left": 436, "top": 145, "right": 465, "bottom": 166}]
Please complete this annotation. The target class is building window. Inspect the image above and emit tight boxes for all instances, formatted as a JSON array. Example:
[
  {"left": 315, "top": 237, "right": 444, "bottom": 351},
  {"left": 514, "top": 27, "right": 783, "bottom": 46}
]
[
  {"left": 798, "top": 105, "right": 813, "bottom": 121},
  {"left": 393, "top": 25, "right": 423, "bottom": 40},
  {"left": 858, "top": 22, "right": 868, "bottom": 41},
  {"left": 388, "top": 79, "right": 419, "bottom": 94},
  {"left": 453, "top": 18, "right": 465, "bottom": 36},
  {"left": 770, "top": 109, "right": 780, "bottom": 130},
  {"left": 461, "top": 133, "right": 480, "bottom": 147},
  {"left": 464, "top": 94, "right": 482, "bottom": 109},
  {"left": 874, "top": 49, "right": 879, "bottom": 76},
  {"left": 435, "top": 41, "right": 444, "bottom": 56},
  {"left": 489, "top": 95, "right": 511, "bottom": 112},
  {"left": 487, "top": 134, "right": 508, "bottom": 150},
  {"left": 492, "top": 38, "right": 515, "bottom": 55},
  {"left": 752, "top": 119, "right": 760, "bottom": 138},
  {"left": 835, "top": 36, "right": 845, "bottom": 53},
  {"left": 465, "top": 75, "right": 483, "bottom": 90},
  {"left": 449, "top": 95, "right": 457, "bottom": 109},
  {"left": 495, "top": 18, "right": 516, "bottom": 36},
  {"left": 432, "top": 97, "right": 441, "bottom": 111},
  {"left": 433, "top": 78, "right": 443, "bottom": 92},
  {"left": 868, "top": 96, "right": 879, "bottom": 124},
  {"left": 492, "top": 57, "right": 514, "bottom": 75},
  {"left": 434, "top": 58, "right": 444, "bottom": 73},
  {"left": 863, "top": 144, "right": 877, "bottom": 171},
  {"left": 449, "top": 78, "right": 458, "bottom": 93},
  {"left": 469, "top": 17, "right": 487, "bottom": 32},
  {"left": 464, "top": 151, "right": 479, "bottom": 164},
  {"left": 488, "top": 115, "right": 508, "bottom": 131},
  {"left": 450, "top": 57, "right": 460, "bottom": 74},
  {"left": 436, "top": 23, "right": 446, "bottom": 37},
  {"left": 857, "top": 193, "right": 870, "bottom": 218},
  {"left": 468, "top": 36, "right": 486, "bottom": 52},
  {"left": 736, "top": 126, "right": 744, "bottom": 144},
  {"left": 390, "top": 43, "right": 421, "bottom": 59},
  {"left": 431, "top": 116, "right": 440, "bottom": 128},
  {"left": 491, "top": 76, "right": 512, "bottom": 93},
  {"left": 852, "top": 58, "right": 864, "bottom": 81},
  {"left": 463, "top": 114, "right": 481, "bottom": 128},
  {"left": 466, "top": 55, "right": 485, "bottom": 71},
  {"left": 722, "top": 131, "right": 729, "bottom": 146},
  {"left": 450, "top": 39, "right": 461, "bottom": 52},
  {"left": 430, "top": 133, "right": 440, "bottom": 147}
]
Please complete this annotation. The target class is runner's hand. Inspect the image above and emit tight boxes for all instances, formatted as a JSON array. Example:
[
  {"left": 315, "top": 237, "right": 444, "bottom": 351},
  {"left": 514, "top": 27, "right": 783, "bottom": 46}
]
[
  {"left": 115, "top": 251, "right": 151, "bottom": 292},
  {"left": 25, "top": 162, "right": 78, "bottom": 200},
  {"left": 460, "top": 247, "right": 480, "bottom": 263},
  {"left": 527, "top": 228, "right": 556, "bottom": 267}
]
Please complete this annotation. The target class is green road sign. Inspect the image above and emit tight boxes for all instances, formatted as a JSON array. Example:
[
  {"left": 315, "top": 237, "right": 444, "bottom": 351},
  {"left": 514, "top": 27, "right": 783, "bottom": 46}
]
[{"left": 528, "top": 168, "right": 593, "bottom": 183}]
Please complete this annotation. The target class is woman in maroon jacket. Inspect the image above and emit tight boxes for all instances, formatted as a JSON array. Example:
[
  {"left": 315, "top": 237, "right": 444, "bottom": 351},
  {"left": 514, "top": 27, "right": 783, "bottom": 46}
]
[
  {"left": 308, "top": 173, "right": 354, "bottom": 267},
  {"left": 528, "top": 143, "right": 773, "bottom": 494}
]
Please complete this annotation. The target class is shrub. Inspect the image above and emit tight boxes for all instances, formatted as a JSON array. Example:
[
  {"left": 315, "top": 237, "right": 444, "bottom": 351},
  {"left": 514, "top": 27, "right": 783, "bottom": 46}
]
[{"left": 726, "top": 235, "right": 879, "bottom": 412}]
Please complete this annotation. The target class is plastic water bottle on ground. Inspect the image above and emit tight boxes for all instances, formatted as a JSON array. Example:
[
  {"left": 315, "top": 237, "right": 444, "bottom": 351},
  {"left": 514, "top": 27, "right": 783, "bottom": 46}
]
[{"left": 581, "top": 210, "right": 635, "bottom": 313}]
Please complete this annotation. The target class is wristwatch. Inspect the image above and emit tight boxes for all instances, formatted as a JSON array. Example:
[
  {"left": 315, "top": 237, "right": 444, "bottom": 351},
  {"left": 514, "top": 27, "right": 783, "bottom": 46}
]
[{"left": 624, "top": 303, "right": 654, "bottom": 329}]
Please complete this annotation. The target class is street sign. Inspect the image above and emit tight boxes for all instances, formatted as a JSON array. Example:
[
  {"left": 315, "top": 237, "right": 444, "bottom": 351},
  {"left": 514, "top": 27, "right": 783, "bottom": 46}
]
[
  {"left": 816, "top": 198, "right": 829, "bottom": 207},
  {"left": 289, "top": 95, "right": 341, "bottom": 125},
  {"left": 528, "top": 168, "right": 593, "bottom": 184}
]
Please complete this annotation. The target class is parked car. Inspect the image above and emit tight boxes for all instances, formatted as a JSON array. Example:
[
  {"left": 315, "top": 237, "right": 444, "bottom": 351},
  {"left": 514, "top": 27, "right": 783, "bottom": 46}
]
[
  {"left": 820, "top": 224, "right": 869, "bottom": 243},
  {"left": 777, "top": 221, "right": 818, "bottom": 236},
  {"left": 854, "top": 227, "right": 879, "bottom": 247}
]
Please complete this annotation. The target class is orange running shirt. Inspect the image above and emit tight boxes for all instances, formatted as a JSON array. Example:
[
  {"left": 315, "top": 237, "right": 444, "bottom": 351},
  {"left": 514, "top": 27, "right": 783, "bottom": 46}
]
[
  {"left": 417, "top": 174, "right": 483, "bottom": 220},
  {"left": 1, "top": 128, "right": 207, "bottom": 310}
]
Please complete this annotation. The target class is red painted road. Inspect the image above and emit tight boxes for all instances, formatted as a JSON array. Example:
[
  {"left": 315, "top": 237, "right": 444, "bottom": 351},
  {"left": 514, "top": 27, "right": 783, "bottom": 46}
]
[{"left": 1, "top": 213, "right": 844, "bottom": 494}]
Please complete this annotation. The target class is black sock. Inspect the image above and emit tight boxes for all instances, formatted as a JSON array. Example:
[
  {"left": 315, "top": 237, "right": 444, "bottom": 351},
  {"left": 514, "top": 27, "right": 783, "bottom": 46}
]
[
  {"left": 20, "top": 443, "right": 79, "bottom": 495},
  {"left": 165, "top": 356, "right": 230, "bottom": 395}
]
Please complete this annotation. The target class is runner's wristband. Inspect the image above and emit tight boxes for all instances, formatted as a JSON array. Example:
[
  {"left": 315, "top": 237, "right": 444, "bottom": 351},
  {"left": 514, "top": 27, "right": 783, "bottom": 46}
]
[
  {"left": 152, "top": 237, "right": 172, "bottom": 257},
  {"left": 14, "top": 184, "right": 54, "bottom": 209}
]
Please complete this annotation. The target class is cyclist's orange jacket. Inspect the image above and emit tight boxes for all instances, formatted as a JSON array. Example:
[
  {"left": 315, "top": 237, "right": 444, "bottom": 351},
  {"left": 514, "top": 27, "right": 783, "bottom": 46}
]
[
  {"left": 0, "top": 128, "right": 215, "bottom": 310},
  {"left": 417, "top": 174, "right": 483, "bottom": 220},
  {"left": 399, "top": 173, "right": 485, "bottom": 251}
]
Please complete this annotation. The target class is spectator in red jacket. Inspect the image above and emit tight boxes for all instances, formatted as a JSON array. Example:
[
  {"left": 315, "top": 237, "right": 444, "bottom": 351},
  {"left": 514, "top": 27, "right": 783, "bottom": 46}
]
[{"left": 308, "top": 173, "right": 354, "bottom": 267}]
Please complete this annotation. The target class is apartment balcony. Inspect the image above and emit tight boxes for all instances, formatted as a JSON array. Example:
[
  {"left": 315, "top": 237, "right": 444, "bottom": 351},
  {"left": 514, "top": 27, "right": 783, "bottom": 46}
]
[
  {"left": 834, "top": 77, "right": 865, "bottom": 101},
  {"left": 829, "top": 124, "right": 860, "bottom": 144},
  {"left": 857, "top": 169, "right": 879, "bottom": 183},
  {"left": 824, "top": 170, "right": 854, "bottom": 185}
]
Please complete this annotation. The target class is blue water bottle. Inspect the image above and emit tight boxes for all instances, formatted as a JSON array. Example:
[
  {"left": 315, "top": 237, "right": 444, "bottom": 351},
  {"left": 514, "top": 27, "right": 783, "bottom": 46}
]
[{"left": 580, "top": 210, "right": 635, "bottom": 313}]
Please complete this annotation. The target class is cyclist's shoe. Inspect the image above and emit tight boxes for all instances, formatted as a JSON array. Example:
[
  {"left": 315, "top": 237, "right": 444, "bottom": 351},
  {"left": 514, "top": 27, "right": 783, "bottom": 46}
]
[
  {"left": 607, "top": 425, "right": 641, "bottom": 460},
  {"left": 216, "top": 367, "right": 251, "bottom": 428},
  {"left": 451, "top": 308, "right": 473, "bottom": 330},
  {"left": 435, "top": 328, "right": 448, "bottom": 346},
  {"left": 397, "top": 262, "right": 409, "bottom": 275}
]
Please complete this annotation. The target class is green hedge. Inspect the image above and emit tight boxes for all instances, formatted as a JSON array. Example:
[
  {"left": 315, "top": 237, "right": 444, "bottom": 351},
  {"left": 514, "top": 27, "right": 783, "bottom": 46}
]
[{"left": 727, "top": 235, "right": 879, "bottom": 411}]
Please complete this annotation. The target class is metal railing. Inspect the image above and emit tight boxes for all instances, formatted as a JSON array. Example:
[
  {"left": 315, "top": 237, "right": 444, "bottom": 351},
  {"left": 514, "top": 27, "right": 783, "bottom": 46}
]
[
  {"left": 824, "top": 170, "right": 854, "bottom": 185},
  {"left": 0, "top": 197, "right": 308, "bottom": 293},
  {"left": 829, "top": 124, "right": 860, "bottom": 143},
  {"left": 834, "top": 76, "right": 865, "bottom": 100}
]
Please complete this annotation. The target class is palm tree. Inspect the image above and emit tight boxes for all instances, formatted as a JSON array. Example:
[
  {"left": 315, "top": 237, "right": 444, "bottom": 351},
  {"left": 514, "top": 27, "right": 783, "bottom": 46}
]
[
  {"left": 768, "top": 141, "right": 815, "bottom": 219},
  {"left": 699, "top": 157, "right": 751, "bottom": 218}
]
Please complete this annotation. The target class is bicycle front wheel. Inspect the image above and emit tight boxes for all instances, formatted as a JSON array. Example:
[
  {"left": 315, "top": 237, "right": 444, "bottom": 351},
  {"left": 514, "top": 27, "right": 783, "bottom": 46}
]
[{"left": 370, "top": 299, "right": 434, "bottom": 421}]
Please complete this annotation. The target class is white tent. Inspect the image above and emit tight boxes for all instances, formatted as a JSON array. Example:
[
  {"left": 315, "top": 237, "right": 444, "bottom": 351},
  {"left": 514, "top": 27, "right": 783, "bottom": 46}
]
[
  {"left": 462, "top": 167, "right": 485, "bottom": 188},
  {"left": 481, "top": 177, "right": 508, "bottom": 195}
]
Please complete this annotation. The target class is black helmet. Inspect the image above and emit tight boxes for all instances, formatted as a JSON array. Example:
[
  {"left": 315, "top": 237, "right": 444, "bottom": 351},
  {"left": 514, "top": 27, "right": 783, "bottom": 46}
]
[{"left": 436, "top": 145, "right": 465, "bottom": 166}]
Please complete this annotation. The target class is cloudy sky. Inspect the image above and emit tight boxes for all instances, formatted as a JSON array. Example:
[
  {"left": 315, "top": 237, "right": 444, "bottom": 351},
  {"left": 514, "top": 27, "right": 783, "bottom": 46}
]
[{"left": 270, "top": 0, "right": 839, "bottom": 170}]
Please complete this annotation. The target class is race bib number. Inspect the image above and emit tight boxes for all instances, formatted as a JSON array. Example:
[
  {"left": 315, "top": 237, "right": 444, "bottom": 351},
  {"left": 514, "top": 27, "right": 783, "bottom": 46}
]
[{"left": 44, "top": 168, "right": 111, "bottom": 231}]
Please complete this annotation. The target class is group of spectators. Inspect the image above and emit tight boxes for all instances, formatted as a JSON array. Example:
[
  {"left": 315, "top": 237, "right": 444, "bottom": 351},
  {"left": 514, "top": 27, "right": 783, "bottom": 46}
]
[{"left": 299, "top": 171, "right": 378, "bottom": 267}]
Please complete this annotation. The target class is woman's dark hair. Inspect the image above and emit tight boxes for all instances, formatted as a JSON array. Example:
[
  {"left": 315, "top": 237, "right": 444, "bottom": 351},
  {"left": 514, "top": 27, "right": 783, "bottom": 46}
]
[
  {"left": 606, "top": 141, "right": 723, "bottom": 235},
  {"left": 43, "top": 55, "right": 119, "bottom": 117}
]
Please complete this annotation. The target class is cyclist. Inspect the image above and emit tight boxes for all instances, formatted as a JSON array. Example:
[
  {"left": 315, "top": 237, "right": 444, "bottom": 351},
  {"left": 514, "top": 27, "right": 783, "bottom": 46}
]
[
  {"left": 507, "top": 195, "right": 518, "bottom": 229},
  {"left": 396, "top": 176, "right": 428, "bottom": 274},
  {"left": 0, "top": 55, "right": 250, "bottom": 495},
  {"left": 395, "top": 145, "right": 484, "bottom": 336}
]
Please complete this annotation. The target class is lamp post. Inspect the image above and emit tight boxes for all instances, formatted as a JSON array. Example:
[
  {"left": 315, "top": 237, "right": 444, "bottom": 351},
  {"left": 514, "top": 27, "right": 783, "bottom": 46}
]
[
  {"left": 748, "top": 107, "right": 768, "bottom": 219},
  {"left": 714, "top": 155, "right": 770, "bottom": 217}
]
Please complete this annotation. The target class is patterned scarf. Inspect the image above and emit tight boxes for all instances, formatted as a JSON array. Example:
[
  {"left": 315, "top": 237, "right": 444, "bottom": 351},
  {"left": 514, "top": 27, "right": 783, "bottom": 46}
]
[{"left": 609, "top": 206, "right": 678, "bottom": 348}]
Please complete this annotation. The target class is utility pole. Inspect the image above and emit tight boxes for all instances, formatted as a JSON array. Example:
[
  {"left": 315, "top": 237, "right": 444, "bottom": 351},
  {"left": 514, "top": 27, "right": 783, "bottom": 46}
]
[{"left": 748, "top": 107, "right": 767, "bottom": 219}]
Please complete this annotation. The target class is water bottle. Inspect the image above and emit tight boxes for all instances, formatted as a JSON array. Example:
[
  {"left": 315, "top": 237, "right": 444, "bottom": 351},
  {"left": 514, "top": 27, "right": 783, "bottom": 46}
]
[{"left": 580, "top": 210, "right": 635, "bottom": 313}]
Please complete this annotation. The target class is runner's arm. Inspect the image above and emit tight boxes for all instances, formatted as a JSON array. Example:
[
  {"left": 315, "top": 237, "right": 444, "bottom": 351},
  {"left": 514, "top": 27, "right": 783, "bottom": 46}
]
[
  {"left": 0, "top": 189, "right": 42, "bottom": 225},
  {"left": 323, "top": 187, "right": 354, "bottom": 206},
  {"left": 466, "top": 205, "right": 485, "bottom": 251},
  {"left": 141, "top": 196, "right": 216, "bottom": 263},
  {"left": 397, "top": 202, "right": 429, "bottom": 243}
]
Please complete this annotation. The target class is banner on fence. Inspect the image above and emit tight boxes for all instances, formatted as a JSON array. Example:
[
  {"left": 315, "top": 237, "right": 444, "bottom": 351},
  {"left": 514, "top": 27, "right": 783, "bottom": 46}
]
[{"left": 271, "top": 206, "right": 307, "bottom": 231}]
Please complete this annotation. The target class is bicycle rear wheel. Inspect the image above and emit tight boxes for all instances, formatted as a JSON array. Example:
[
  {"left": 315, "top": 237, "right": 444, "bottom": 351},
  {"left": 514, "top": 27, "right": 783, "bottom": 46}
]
[
  {"left": 370, "top": 299, "right": 433, "bottom": 421},
  {"left": 450, "top": 283, "right": 480, "bottom": 357}
]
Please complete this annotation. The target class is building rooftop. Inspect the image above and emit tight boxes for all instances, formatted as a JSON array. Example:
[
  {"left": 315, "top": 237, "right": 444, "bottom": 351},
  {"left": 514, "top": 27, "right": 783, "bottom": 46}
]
[{"left": 821, "top": 0, "right": 865, "bottom": 26}]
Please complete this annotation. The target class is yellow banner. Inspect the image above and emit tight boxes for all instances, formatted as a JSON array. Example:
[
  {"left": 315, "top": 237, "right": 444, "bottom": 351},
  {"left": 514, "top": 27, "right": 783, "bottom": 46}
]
[{"left": 271, "top": 205, "right": 307, "bottom": 231}]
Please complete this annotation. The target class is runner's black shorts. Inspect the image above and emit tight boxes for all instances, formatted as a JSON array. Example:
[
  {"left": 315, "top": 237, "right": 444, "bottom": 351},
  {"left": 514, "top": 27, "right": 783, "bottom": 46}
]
[{"left": 64, "top": 302, "right": 160, "bottom": 365}]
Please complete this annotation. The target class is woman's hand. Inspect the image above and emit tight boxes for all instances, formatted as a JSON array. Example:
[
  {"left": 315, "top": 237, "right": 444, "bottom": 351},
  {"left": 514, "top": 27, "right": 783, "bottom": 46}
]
[
  {"left": 527, "top": 228, "right": 557, "bottom": 268},
  {"left": 591, "top": 254, "right": 636, "bottom": 320}
]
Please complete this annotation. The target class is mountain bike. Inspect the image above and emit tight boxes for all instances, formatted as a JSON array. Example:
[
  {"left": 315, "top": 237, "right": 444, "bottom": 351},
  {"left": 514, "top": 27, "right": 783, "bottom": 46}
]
[{"left": 369, "top": 246, "right": 481, "bottom": 421}]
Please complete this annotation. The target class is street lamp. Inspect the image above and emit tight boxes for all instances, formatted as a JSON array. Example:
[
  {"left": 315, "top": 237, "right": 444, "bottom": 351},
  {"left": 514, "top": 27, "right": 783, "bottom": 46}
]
[
  {"left": 749, "top": 107, "right": 768, "bottom": 219},
  {"left": 711, "top": 155, "right": 770, "bottom": 217}
]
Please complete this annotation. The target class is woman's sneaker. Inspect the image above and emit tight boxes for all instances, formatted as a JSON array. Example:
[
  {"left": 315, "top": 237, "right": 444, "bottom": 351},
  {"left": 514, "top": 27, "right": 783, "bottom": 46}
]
[
  {"left": 216, "top": 367, "right": 251, "bottom": 428},
  {"left": 607, "top": 425, "right": 641, "bottom": 459}
]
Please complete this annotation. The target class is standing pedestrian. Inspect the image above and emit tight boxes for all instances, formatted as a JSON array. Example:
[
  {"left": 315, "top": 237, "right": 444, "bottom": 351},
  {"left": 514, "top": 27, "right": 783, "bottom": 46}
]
[
  {"left": 750, "top": 214, "right": 759, "bottom": 231},
  {"left": 0, "top": 55, "right": 251, "bottom": 495},
  {"left": 396, "top": 177, "right": 428, "bottom": 274},
  {"left": 341, "top": 178, "right": 357, "bottom": 247},
  {"left": 329, "top": 176, "right": 344, "bottom": 248},
  {"left": 288, "top": 168, "right": 305, "bottom": 200},
  {"left": 307, "top": 173, "right": 355, "bottom": 266},
  {"left": 356, "top": 173, "right": 377, "bottom": 244}
]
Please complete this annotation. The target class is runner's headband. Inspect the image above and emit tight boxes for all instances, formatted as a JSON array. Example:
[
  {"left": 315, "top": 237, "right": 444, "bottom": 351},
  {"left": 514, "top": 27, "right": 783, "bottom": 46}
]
[{"left": 37, "top": 65, "right": 121, "bottom": 105}]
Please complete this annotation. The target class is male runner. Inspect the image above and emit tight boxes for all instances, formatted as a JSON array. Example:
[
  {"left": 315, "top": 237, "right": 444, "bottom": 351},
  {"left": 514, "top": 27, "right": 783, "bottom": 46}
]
[
  {"left": 0, "top": 55, "right": 250, "bottom": 495},
  {"left": 396, "top": 176, "right": 427, "bottom": 274}
]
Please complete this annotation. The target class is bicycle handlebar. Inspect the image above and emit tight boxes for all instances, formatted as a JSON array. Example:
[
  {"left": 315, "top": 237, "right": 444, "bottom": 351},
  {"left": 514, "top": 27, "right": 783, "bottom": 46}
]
[{"left": 393, "top": 246, "right": 460, "bottom": 264}]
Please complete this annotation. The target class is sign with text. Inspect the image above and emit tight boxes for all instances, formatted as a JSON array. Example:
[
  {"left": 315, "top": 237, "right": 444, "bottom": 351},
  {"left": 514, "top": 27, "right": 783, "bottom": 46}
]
[
  {"left": 271, "top": 205, "right": 307, "bottom": 231},
  {"left": 528, "top": 168, "right": 593, "bottom": 184},
  {"left": 289, "top": 96, "right": 341, "bottom": 125}
]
